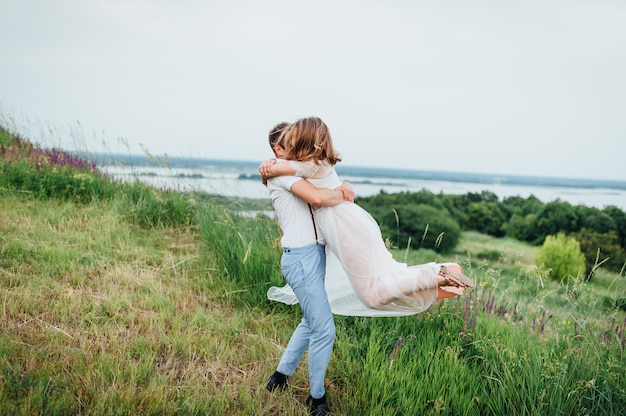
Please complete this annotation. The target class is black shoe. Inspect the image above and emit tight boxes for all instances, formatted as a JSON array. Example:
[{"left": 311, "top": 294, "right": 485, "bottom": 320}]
[
  {"left": 306, "top": 394, "right": 330, "bottom": 416},
  {"left": 266, "top": 371, "right": 288, "bottom": 392}
]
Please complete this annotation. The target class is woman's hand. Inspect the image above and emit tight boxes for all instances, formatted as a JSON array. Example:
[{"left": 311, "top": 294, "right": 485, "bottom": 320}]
[{"left": 338, "top": 181, "right": 355, "bottom": 202}]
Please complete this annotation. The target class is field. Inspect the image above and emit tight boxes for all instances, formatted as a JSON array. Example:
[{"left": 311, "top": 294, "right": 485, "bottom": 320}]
[
  {"left": 1, "top": 185, "right": 625, "bottom": 415},
  {"left": 0, "top": 122, "right": 624, "bottom": 415}
]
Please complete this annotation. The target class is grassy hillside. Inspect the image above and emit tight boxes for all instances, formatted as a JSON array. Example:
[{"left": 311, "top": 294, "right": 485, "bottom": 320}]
[
  {"left": 0, "top": 194, "right": 293, "bottom": 414},
  {"left": 1, "top": 128, "right": 625, "bottom": 415}
]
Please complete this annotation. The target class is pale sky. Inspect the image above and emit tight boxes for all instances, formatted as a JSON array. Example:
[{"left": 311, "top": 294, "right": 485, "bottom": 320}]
[{"left": 1, "top": 0, "right": 625, "bottom": 181}]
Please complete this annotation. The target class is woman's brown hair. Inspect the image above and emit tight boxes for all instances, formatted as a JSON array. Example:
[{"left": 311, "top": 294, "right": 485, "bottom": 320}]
[{"left": 282, "top": 117, "right": 342, "bottom": 165}]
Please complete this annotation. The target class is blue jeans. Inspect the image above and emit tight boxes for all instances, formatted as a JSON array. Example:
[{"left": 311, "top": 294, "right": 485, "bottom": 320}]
[{"left": 277, "top": 244, "right": 335, "bottom": 399}]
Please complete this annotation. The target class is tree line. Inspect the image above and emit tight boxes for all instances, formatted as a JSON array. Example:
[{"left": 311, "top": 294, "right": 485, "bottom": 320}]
[{"left": 355, "top": 190, "right": 626, "bottom": 275}]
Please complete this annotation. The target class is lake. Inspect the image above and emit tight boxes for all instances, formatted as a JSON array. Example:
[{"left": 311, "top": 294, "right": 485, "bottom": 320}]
[{"left": 97, "top": 155, "right": 626, "bottom": 211}]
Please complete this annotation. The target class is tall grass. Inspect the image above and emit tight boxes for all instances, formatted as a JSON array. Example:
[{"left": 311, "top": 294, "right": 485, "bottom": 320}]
[
  {"left": 1, "top": 125, "right": 198, "bottom": 228},
  {"left": 0, "top": 192, "right": 292, "bottom": 415},
  {"left": 193, "top": 199, "right": 626, "bottom": 414},
  {"left": 196, "top": 205, "right": 284, "bottom": 309},
  {"left": 1, "top": 125, "right": 625, "bottom": 415},
  {"left": 326, "top": 283, "right": 625, "bottom": 415}
]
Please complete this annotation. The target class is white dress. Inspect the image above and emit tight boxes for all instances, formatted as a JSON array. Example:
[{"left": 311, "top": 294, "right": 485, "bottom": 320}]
[{"left": 267, "top": 160, "right": 442, "bottom": 317}]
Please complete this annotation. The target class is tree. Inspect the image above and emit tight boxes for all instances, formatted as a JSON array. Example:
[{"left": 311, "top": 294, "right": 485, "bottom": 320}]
[
  {"left": 603, "top": 205, "right": 626, "bottom": 248},
  {"left": 502, "top": 194, "right": 544, "bottom": 216},
  {"left": 577, "top": 206, "right": 618, "bottom": 235},
  {"left": 570, "top": 228, "right": 626, "bottom": 277},
  {"left": 504, "top": 213, "right": 541, "bottom": 243},
  {"left": 462, "top": 201, "right": 507, "bottom": 237},
  {"left": 534, "top": 201, "right": 580, "bottom": 244}
]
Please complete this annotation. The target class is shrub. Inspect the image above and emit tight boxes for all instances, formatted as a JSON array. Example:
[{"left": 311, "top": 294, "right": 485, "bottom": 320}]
[{"left": 535, "top": 232, "right": 586, "bottom": 282}]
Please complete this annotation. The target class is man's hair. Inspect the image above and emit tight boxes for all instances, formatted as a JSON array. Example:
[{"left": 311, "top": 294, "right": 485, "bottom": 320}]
[{"left": 269, "top": 122, "right": 289, "bottom": 148}]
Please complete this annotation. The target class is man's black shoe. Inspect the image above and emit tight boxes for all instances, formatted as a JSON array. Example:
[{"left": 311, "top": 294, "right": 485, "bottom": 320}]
[
  {"left": 306, "top": 394, "right": 330, "bottom": 416},
  {"left": 266, "top": 371, "right": 288, "bottom": 392}
]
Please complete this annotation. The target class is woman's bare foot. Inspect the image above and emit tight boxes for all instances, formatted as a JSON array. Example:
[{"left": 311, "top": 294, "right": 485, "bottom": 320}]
[
  {"left": 439, "top": 263, "right": 475, "bottom": 288},
  {"left": 436, "top": 263, "right": 474, "bottom": 299},
  {"left": 438, "top": 270, "right": 459, "bottom": 287}
]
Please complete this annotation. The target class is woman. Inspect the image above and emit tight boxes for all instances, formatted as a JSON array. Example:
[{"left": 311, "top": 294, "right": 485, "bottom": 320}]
[{"left": 260, "top": 117, "right": 474, "bottom": 316}]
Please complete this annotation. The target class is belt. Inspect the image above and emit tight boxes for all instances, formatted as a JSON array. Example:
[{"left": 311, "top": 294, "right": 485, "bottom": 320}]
[{"left": 283, "top": 243, "right": 323, "bottom": 253}]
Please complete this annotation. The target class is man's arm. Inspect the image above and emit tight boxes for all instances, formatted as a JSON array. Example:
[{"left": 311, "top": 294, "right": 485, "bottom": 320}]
[
  {"left": 259, "top": 159, "right": 294, "bottom": 177},
  {"left": 291, "top": 179, "right": 354, "bottom": 209}
]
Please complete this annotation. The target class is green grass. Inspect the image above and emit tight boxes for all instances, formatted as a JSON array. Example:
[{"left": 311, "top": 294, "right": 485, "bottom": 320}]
[
  {"left": 0, "top": 193, "right": 293, "bottom": 415},
  {"left": 1, "top": 132, "right": 625, "bottom": 414},
  {"left": 2, "top": 190, "right": 624, "bottom": 415}
]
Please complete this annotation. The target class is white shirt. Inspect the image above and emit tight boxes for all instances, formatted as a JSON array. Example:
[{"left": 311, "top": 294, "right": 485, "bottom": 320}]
[{"left": 267, "top": 174, "right": 324, "bottom": 249}]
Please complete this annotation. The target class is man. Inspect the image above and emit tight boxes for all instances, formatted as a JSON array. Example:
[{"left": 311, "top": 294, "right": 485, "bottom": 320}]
[{"left": 263, "top": 122, "right": 353, "bottom": 416}]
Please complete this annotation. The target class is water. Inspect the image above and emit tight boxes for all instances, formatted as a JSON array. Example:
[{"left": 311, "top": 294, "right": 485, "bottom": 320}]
[{"left": 99, "top": 162, "right": 626, "bottom": 210}]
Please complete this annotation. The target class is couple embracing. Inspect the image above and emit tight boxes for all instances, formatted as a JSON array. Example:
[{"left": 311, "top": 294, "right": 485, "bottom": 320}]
[{"left": 260, "top": 117, "right": 474, "bottom": 415}]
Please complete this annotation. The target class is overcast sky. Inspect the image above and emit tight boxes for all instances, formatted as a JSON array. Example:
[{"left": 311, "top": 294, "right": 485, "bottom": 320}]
[{"left": 1, "top": 0, "right": 625, "bottom": 181}]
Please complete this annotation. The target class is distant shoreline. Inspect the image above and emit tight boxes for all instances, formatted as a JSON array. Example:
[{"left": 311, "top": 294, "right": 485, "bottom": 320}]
[{"left": 92, "top": 153, "right": 626, "bottom": 192}]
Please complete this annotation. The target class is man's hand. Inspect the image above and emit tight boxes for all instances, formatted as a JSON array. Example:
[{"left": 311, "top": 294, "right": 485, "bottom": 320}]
[
  {"left": 258, "top": 158, "right": 277, "bottom": 177},
  {"left": 338, "top": 181, "right": 355, "bottom": 202}
]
